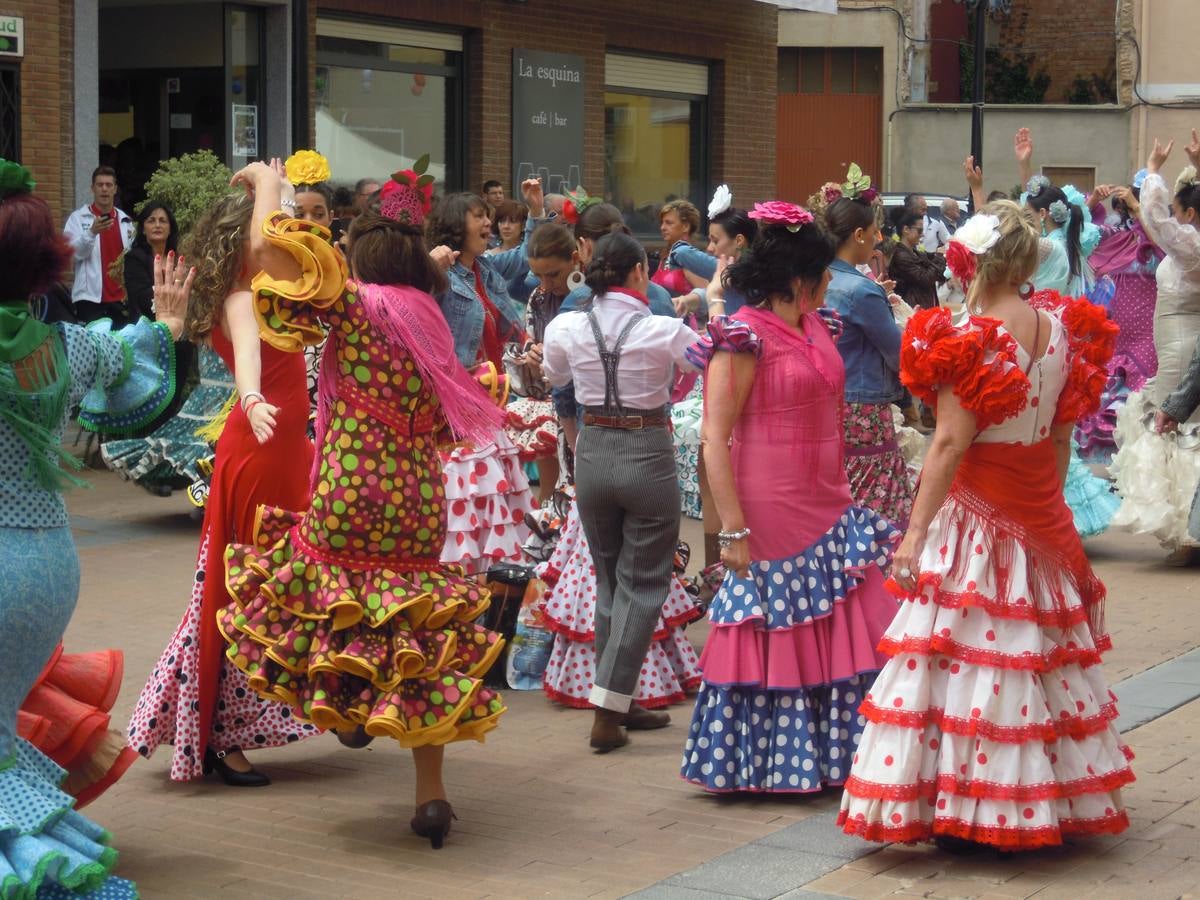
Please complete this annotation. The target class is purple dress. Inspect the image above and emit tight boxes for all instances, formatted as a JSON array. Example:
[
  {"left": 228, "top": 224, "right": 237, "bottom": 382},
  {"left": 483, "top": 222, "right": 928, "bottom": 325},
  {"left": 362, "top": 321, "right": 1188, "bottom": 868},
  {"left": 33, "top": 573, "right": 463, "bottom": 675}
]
[{"left": 1075, "top": 207, "right": 1163, "bottom": 461}]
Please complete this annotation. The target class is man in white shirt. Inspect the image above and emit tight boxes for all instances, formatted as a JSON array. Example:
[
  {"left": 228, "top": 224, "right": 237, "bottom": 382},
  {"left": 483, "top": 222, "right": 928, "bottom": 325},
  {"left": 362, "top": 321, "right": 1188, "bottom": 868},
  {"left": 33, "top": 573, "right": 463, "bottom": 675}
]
[
  {"left": 905, "top": 193, "right": 949, "bottom": 253},
  {"left": 63, "top": 166, "right": 135, "bottom": 323}
]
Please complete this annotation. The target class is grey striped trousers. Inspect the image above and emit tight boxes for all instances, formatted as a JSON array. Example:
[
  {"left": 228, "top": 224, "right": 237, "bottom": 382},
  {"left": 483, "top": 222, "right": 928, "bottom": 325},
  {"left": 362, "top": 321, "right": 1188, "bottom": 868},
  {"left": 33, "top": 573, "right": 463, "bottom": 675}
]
[{"left": 574, "top": 423, "right": 681, "bottom": 712}]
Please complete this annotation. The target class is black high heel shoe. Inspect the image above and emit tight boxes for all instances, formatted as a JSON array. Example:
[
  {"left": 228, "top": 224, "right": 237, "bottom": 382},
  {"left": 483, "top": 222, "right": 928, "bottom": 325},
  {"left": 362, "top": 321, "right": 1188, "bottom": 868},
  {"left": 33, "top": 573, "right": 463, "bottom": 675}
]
[
  {"left": 202, "top": 748, "right": 271, "bottom": 787},
  {"left": 410, "top": 799, "right": 456, "bottom": 849}
]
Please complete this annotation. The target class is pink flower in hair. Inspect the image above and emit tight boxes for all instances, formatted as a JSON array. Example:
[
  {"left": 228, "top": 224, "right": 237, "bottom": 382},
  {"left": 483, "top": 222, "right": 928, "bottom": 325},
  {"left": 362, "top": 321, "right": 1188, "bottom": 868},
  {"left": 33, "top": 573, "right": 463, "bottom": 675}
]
[{"left": 748, "top": 200, "right": 815, "bottom": 231}]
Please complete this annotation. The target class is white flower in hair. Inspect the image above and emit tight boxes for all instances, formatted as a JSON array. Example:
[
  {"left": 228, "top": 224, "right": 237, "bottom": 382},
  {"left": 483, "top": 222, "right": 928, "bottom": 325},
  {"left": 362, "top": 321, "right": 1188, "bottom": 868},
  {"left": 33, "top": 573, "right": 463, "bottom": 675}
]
[
  {"left": 952, "top": 213, "right": 1002, "bottom": 255},
  {"left": 708, "top": 184, "right": 732, "bottom": 220}
]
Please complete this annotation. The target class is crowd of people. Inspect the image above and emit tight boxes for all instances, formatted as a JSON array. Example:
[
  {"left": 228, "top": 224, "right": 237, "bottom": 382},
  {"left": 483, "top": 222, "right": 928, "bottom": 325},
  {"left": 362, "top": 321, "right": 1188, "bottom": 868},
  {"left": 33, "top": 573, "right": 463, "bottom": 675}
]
[{"left": 4, "top": 118, "right": 1200, "bottom": 895}]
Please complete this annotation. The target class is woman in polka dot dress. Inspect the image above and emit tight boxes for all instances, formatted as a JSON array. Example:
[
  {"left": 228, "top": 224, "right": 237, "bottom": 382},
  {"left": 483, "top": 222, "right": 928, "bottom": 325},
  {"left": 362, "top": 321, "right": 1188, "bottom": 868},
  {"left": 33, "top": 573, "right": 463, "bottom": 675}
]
[
  {"left": 679, "top": 205, "right": 902, "bottom": 794},
  {"left": 127, "top": 164, "right": 321, "bottom": 786},
  {"left": 839, "top": 201, "right": 1131, "bottom": 851},
  {"left": 536, "top": 489, "right": 702, "bottom": 709},
  {"left": 216, "top": 174, "right": 509, "bottom": 849}
]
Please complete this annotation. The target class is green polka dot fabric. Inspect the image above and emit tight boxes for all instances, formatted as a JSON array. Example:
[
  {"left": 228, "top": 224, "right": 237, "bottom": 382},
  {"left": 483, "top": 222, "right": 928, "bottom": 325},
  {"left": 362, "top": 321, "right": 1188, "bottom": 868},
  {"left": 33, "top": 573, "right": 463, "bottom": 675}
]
[{"left": 219, "top": 257, "right": 507, "bottom": 748}]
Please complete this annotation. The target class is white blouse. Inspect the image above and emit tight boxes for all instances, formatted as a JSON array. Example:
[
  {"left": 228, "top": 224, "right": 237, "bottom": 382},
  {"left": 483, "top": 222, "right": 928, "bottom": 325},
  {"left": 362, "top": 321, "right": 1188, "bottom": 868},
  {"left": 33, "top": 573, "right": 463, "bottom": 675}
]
[{"left": 542, "top": 291, "right": 699, "bottom": 409}]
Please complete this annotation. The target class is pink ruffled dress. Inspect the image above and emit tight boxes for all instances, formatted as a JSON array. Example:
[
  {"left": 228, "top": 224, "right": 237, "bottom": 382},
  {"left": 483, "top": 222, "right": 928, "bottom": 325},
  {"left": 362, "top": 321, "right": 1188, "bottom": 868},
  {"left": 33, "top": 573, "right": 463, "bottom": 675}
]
[{"left": 679, "top": 310, "right": 900, "bottom": 793}]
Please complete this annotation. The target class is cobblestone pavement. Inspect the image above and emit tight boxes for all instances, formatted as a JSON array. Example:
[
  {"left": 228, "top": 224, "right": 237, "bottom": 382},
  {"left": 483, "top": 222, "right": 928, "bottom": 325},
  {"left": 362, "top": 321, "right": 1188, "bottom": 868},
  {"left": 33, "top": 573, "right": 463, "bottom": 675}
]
[{"left": 60, "top": 470, "right": 1200, "bottom": 899}]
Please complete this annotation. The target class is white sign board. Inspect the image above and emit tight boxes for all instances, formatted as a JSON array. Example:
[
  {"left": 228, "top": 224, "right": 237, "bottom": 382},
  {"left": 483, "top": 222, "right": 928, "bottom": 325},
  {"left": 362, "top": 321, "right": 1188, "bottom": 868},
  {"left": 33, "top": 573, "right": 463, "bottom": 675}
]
[{"left": 0, "top": 15, "right": 23, "bottom": 57}]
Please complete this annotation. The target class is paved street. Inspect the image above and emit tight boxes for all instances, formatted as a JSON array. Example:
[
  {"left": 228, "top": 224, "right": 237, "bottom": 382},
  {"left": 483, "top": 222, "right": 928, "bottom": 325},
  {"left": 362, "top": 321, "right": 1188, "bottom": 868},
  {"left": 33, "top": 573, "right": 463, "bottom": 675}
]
[{"left": 64, "top": 467, "right": 1200, "bottom": 899}]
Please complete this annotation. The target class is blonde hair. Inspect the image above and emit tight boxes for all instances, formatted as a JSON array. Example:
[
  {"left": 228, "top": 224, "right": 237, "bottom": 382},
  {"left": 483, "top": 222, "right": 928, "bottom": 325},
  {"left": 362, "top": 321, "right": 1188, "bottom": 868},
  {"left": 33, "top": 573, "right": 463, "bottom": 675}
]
[
  {"left": 181, "top": 193, "right": 254, "bottom": 341},
  {"left": 659, "top": 199, "right": 701, "bottom": 237},
  {"left": 970, "top": 200, "right": 1040, "bottom": 298}
]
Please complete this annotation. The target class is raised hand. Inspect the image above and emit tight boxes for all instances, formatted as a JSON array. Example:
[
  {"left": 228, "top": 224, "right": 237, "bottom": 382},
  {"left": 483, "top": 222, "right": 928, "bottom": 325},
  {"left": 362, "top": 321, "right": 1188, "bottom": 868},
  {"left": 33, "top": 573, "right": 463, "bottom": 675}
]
[
  {"left": 963, "top": 155, "right": 984, "bottom": 190},
  {"left": 521, "top": 178, "right": 545, "bottom": 217},
  {"left": 230, "top": 161, "right": 280, "bottom": 197},
  {"left": 1112, "top": 186, "right": 1140, "bottom": 218},
  {"left": 152, "top": 250, "right": 193, "bottom": 339},
  {"left": 1014, "top": 128, "right": 1034, "bottom": 165},
  {"left": 429, "top": 245, "right": 461, "bottom": 271},
  {"left": 1147, "top": 138, "right": 1174, "bottom": 174},
  {"left": 1186, "top": 128, "right": 1200, "bottom": 170}
]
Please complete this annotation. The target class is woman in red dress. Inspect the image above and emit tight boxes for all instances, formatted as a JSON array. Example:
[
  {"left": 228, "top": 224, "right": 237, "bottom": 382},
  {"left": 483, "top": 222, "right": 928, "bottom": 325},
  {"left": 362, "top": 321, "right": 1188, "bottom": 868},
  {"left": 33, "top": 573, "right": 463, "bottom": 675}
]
[
  {"left": 127, "top": 162, "right": 321, "bottom": 785},
  {"left": 839, "top": 201, "right": 1131, "bottom": 851}
]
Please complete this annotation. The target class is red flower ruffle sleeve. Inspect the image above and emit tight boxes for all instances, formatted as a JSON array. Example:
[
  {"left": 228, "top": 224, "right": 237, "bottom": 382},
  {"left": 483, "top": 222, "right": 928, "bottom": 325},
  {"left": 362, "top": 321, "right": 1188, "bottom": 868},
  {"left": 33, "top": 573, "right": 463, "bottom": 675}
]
[
  {"left": 900, "top": 307, "right": 1029, "bottom": 430},
  {"left": 1030, "top": 290, "right": 1119, "bottom": 424}
]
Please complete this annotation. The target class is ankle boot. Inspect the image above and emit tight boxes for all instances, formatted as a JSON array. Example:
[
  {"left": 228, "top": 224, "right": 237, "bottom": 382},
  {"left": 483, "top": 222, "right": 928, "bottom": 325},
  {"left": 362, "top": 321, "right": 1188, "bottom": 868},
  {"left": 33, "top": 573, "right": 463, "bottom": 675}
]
[{"left": 589, "top": 708, "right": 629, "bottom": 753}]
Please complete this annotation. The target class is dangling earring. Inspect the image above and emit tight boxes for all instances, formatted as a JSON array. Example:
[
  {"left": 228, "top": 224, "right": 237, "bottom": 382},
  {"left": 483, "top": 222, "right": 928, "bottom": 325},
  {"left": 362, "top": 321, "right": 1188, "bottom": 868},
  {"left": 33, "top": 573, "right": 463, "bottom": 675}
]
[{"left": 567, "top": 267, "right": 585, "bottom": 291}]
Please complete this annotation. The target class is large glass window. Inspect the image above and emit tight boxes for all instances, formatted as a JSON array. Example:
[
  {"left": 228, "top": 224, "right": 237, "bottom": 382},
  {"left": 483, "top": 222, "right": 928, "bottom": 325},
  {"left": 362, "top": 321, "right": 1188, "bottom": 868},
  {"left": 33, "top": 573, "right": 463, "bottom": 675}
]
[
  {"left": 604, "top": 91, "right": 706, "bottom": 237},
  {"left": 316, "top": 24, "right": 462, "bottom": 192}
]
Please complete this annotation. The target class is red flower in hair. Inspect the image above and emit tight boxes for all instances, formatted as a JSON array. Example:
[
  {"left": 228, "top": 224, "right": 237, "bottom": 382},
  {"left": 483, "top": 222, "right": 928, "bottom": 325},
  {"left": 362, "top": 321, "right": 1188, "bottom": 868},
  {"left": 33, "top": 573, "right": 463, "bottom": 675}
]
[
  {"left": 944, "top": 240, "right": 977, "bottom": 285},
  {"left": 562, "top": 199, "right": 579, "bottom": 225},
  {"left": 379, "top": 154, "right": 436, "bottom": 226}
]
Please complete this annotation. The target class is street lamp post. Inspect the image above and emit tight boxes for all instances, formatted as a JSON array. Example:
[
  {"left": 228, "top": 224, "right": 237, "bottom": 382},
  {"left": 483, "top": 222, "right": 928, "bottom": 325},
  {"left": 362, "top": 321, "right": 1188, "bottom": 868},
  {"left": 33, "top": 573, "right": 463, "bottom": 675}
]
[{"left": 957, "top": 0, "right": 1011, "bottom": 212}]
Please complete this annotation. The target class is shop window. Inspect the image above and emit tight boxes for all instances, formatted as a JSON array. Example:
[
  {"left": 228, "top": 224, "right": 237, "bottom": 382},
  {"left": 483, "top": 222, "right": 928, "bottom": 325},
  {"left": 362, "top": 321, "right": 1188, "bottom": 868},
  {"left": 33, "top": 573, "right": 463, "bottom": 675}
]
[
  {"left": 0, "top": 65, "right": 17, "bottom": 161},
  {"left": 316, "top": 19, "right": 463, "bottom": 192},
  {"left": 604, "top": 53, "right": 708, "bottom": 238},
  {"left": 779, "top": 47, "right": 883, "bottom": 96}
]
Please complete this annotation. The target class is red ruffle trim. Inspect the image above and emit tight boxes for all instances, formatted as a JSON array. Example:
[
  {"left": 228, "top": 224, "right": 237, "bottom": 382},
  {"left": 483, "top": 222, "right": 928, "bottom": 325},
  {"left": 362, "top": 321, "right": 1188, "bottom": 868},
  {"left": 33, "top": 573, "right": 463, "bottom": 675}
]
[
  {"left": 897, "top": 572, "right": 1102, "bottom": 632},
  {"left": 542, "top": 679, "right": 699, "bottom": 710},
  {"left": 540, "top": 603, "right": 703, "bottom": 643},
  {"left": 859, "top": 697, "right": 1120, "bottom": 743},
  {"left": 837, "top": 808, "right": 1130, "bottom": 848},
  {"left": 900, "top": 308, "right": 1029, "bottom": 430},
  {"left": 876, "top": 633, "right": 1103, "bottom": 672},
  {"left": 842, "top": 765, "right": 1135, "bottom": 803},
  {"left": 539, "top": 565, "right": 563, "bottom": 587},
  {"left": 1029, "top": 291, "right": 1119, "bottom": 424}
]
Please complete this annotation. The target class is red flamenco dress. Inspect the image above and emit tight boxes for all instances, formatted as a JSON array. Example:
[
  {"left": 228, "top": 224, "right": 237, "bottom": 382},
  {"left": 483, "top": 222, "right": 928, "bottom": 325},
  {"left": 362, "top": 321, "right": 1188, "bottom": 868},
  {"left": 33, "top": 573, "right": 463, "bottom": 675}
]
[
  {"left": 216, "top": 216, "right": 507, "bottom": 745},
  {"left": 127, "top": 263, "right": 320, "bottom": 780},
  {"left": 838, "top": 294, "right": 1133, "bottom": 849},
  {"left": 17, "top": 645, "right": 137, "bottom": 807}
]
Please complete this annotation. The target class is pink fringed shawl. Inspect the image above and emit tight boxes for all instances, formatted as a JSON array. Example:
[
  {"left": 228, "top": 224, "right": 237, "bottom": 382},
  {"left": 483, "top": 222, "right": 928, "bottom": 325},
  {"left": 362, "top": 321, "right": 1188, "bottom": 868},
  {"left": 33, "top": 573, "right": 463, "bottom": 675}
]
[{"left": 311, "top": 282, "right": 504, "bottom": 483}]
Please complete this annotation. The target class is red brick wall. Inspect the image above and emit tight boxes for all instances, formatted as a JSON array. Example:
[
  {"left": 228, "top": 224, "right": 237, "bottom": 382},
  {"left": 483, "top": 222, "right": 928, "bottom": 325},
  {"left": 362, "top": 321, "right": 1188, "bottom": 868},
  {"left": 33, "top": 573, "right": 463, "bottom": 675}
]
[
  {"left": 313, "top": 0, "right": 777, "bottom": 210},
  {"left": 998, "top": 0, "right": 1118, "bottom": 103},
  {"left": 1, "top": 0, "right": 74, "bottom": 222}
]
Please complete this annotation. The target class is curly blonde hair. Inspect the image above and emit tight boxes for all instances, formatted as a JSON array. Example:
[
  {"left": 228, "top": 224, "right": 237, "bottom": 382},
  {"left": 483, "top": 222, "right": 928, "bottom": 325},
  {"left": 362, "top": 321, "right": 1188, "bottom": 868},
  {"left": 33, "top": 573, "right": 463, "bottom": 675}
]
[
  {"left": 970, "top": 200, "right": 1040, "bottom": 295},
  {"left": 180, "top": 193, "right": 254, "bottom": 340}
]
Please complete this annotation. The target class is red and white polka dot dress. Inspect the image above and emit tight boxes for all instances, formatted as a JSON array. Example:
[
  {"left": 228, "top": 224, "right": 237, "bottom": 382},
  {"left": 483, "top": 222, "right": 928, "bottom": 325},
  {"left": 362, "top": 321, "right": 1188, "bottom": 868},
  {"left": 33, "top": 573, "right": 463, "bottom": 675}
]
[{"left": 535, "top": 499, "right": 702, "bottom": 708}]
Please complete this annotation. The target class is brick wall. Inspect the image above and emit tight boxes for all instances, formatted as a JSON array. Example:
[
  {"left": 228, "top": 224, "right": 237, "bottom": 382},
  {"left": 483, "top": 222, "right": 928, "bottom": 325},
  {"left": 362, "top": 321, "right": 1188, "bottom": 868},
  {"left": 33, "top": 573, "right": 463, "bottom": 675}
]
[
  {"left": 1, "top": 0, "right": 74, "bottom": 222},
  {"left": 313, "top": 0, "right": 777, "bottom": 211},
  {"left": 998, "top": 0, "right": 1118, "bottom": 104}
]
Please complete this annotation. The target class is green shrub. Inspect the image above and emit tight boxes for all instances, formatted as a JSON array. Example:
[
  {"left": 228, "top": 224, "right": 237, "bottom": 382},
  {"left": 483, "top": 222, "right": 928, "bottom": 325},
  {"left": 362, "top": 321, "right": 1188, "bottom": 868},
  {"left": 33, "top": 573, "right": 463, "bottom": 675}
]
[{"left": 137, "top": 150, "right": 235, "bottom": 235}]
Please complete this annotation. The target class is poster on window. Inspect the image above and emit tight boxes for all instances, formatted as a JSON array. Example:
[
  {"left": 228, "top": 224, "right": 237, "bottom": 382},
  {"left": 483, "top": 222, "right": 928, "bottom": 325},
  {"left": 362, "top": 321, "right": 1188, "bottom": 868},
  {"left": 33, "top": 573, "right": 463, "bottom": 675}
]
[
  {"left": 232, "top": 104, "right": 258, "bottom": 158},
  {"left": 512, "top": 49, "right": 584, "bottom": 198}
]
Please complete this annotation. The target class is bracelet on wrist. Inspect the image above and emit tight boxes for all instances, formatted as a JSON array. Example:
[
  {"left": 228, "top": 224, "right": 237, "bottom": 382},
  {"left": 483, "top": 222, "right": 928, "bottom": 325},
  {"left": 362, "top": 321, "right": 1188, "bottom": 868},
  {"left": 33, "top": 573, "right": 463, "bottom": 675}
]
[
  {"left": 717, "top": 527, "right": 751, "bottom": 549},
  {"left": 241, "top": 391, "right": 265, "bottom": 411}
]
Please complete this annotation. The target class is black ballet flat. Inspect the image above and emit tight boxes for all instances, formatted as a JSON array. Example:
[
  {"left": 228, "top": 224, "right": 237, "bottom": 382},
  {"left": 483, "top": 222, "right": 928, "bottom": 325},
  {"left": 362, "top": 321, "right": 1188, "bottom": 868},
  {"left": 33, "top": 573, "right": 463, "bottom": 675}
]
[
  {"left": 411, "top": 799, "right": 456, "bottom": 849},
  {"left": 202, "top": 748, "right": 271, "bottom": 787}
]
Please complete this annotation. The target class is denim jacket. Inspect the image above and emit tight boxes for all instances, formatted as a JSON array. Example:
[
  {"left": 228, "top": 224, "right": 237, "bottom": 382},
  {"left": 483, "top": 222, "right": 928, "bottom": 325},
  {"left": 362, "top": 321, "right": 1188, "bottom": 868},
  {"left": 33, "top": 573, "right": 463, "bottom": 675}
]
[
  {"left": 437, "top": 217, "right": 542, "bottom": 367},
  {"left": 824, "top": 258, "right": 903, "bottom": 404},
  {"left": 667, "top": 240, "right": 746, "bottom": 314}
]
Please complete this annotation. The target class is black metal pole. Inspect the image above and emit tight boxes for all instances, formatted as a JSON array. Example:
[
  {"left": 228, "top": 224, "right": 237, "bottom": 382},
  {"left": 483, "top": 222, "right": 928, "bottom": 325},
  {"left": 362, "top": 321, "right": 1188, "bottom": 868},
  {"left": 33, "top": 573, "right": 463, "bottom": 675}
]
[
  {"left": 969, "top": 1, "right": 986, "bottom": 212},
  {"left": 292, "top": 0, "right": 310, "bottom": 151}
]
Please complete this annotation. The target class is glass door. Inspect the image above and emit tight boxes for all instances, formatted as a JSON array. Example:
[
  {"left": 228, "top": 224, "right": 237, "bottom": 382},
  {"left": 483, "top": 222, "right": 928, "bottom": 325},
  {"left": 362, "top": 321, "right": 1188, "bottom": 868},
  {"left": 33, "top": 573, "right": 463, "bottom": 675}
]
[{"left": 226, "top": 5, "right": 264, "bottom": 169}]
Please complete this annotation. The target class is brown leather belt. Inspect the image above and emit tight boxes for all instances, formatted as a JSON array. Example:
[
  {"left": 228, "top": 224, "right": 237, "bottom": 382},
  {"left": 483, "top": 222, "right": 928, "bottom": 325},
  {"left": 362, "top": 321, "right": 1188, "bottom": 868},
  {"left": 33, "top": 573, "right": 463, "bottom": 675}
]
[{"left": 582, "top": 413, "right": 668, "bottom": 430}]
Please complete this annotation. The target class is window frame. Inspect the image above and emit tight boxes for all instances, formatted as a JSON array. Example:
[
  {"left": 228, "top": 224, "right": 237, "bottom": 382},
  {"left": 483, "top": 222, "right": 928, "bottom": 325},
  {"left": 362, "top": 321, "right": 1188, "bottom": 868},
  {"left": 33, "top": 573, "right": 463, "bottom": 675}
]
[
  {"left": 314, "top": 16, "right": 466, "bottom": 192},
  {"left": 0, "top": 63, "right": 18, "bottom": 162},
  {"left": 602, "top": 84, "right": 709, "bottom": 242}
]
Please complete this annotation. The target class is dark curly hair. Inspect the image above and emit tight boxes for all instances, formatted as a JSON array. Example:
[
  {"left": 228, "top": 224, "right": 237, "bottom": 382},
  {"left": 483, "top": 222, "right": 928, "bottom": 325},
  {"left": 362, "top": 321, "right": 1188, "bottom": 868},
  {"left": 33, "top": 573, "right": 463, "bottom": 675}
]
[
  {"left": 425, "top": 192, "right": 488, "bottom": 251},
  {"left": 584, "top": 232, "right": 647, "bottom": 296},
  {"left": 349, "top": 213, "right": 446, "bottom": 296},
  {"left": 724, "top": 220, "right": 835, "bottom": 307}
]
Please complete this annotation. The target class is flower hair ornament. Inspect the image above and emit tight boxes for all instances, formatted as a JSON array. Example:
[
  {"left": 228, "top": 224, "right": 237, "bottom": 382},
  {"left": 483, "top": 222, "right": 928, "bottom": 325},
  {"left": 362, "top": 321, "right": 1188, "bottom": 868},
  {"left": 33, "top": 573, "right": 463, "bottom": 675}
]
[
  {"left": 561, "top": 186, "right": 600, "bottom": 225},
  {"left": 840, "top": 163, "right": 879, "bottom": 203},
  {"left": 1048, "top": 199, "right": 1071, "bottom": 225},
  {"left": 748, "top": 200, "right": 814, "bottom": 232},
  {"left": 379, "top": 153, "right": 435, "bottom": 226},
  {"left": 0, "top": 159, "right": 36, "bottom": 202},
  {"left": 285, "top": 150, "right": 331, "bottom": 186},
  {"left": 1175, "top": 165, "right": 1200, "bottom": 196},
  {"left": 1025, "top": 174, "right": 1051, "bottom": 198},
  {"left": 942, "top": 213, "right": 1001, "bottom": 287},
  {"left": 708, "top": 184, "right": 732, "bottom": 220}
]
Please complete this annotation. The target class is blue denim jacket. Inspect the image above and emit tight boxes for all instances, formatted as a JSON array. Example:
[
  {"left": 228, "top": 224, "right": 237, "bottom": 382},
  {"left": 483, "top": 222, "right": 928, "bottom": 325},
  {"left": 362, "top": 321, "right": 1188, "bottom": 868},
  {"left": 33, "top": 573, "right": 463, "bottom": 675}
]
[
  {"left": 437, "top": 218, "right": 541, "bottom": 367},
  {"left": 824, "top": 258, "right": 903, "bottom": 404},
  {"left": 667, "top": 240, "right": 746, "bottom": 314}
]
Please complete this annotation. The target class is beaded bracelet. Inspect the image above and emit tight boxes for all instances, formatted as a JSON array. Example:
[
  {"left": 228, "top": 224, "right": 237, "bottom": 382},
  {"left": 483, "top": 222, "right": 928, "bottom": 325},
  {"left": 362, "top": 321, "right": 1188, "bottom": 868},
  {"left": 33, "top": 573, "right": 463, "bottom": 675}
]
[{"left": 717, "top": 527, "right": 751, "bottom": 549}]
